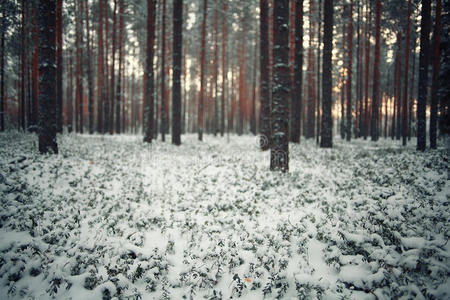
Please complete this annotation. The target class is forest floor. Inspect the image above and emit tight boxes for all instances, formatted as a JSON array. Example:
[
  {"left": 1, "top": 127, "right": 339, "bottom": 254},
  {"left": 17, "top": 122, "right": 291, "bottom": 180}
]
[{"left": 0, "top": 132, "right": 449, "bottom": 300}]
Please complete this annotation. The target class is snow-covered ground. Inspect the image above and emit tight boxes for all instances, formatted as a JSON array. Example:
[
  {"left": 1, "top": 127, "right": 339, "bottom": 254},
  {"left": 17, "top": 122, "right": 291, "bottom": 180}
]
[{"left": 0, "top": 132, "right": 449, "bottom": 300}]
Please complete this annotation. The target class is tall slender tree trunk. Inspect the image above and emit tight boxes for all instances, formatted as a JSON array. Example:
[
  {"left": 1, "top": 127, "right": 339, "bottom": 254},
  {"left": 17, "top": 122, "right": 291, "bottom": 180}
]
[
  {"left": 363, "top": 0, "right": 371, "bottom": 139},
  {"left": 395, "top": 33, "right": 402, "bottom": 141},
  {"left": 346, "top": 0, "right": 353, "bottom": 141},
  {"left": 370, "top": 0, "right": 381, "bottom": 141},
  {"left": 84, "top": 0, "right": 94, "bottom": 134},
  {"left": 430, "top": 0, "right": 441, "bottom": 149},
  {"left": 221, "top": 1, "right": 227, "bottom": 137},
  {"left": 104, "top": 0, "right": 109, "bottom": 133},
  {"left": 115, "top": 0, "right": 124, "bottom": 134},
  {"left": 172, "top": 0, "right": 182, "bottom": 145},
  {"left": 160, "top": 0, "right": 167, "bottom": 141},
  {"left": 144, "top": 0, "right": 155, "bottom": 143},
  {"left": 260, "top": 0, "right": 271, "bottom": 149},
  {"left": 38, "top": 0, "right": 58, "bottom": 153},
  {"left": 32, "top": 4, "right": 39, "bottom": 131},
  {"left": 198, "top": 0, "right": 207, "bottom": 141},
  {"left": 316, "top": 0, "right": 322, "bottom": 144},
  {"left": 250, "top": 37, "right": 258, "bottom": 135},
  {"left": 320, "top": 0, "right": 333, "bottom": 148},
  {"left": 306, "top": 0, "right": 315, "bottom": 139},
  {"left": 290, "top": 0, "right": 303, "bottom": 143},
  {"left": 270, "top": 0, "right": 289, "bottom": 172},
  {"left": 417, "top": 0, "right": 430, "bottom": 151},
  {"left": 75, "top": 0, "right": 83, "bottom": 133},
  {"left": 356, "top": 0, "right": 362, "bottom": 138},
  {"left": 212, "top": 0, "right": 219, "bottom": 136},
  {"left": 0, "top": 0, "right": 5, "bottom": 131},
  {"left": 109, "top": 0, "right": 117, "bottom": 134},
  {"left": 97, "top": 0, "right": 104, "bottom": 133},
  {"left": 20, "top": 0, "right": 26, "bottom": 131},
  {"left": 408, "top": 39, "right": 416, "bottom": 141},
  {"left": 402, "top": 0, "right": 412, "bottom": 146},
  {"left": 56, "top": 0, "right": 63, "bottom": 133},
  {"left": 67, "top": 50, "right": 73, "bottom": 132}
]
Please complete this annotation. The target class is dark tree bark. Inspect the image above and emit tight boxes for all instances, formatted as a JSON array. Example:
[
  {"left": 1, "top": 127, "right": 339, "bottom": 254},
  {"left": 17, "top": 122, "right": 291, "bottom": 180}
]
[
  {"left": 370, "top": 0, "right": 380, "bottom": 141},
  {"left": 160, "top": 0, "right": 167, "bottom": 141},
  {"left": 270, "top": 0, "right": 289, "bottom": 172},
  {"left": 144, "top": 0, "right": 155, "bottom": 143},
  {"left": 0, "top": 0, "right": 5, "bottom": 131},
  {"left": 402, "top": 0, "right": 412, "bottom": 146},
  {"left": 109, "top": 0, "right": 117, "bottom": 134},
  {"left": 260, "top": 0, "right": 271, "bottom": 149},
  {"left": 97, "top": 0, "right": 104, "bottom": 133},
  {"left": 85, "top": 0, "right": 94, "bottom": 134},
  {"left": 213, "top": 0, "right": 219, "bottom": 136},
  {"left": 320, "top": 0, "right": 333, "bottom": 148},
  {"left": 198, "top": 0, "right": 207, "bottom": 141},
  {"left": 172, "top": 0, "right": 182, "bottom": 145},
  {"left": 20, "top": 0, "right": 26, "bottom": 130},
  {"left": 417, "top": 0, "right": 431, "bottom": 151},
  {"left": 67, "top": 50, "right": 73, "bottom": 133},
  {"left": 221, "top": 1, "right": 227, "bottom": 137},
  {"left": 31, "top": 4, "right": 39, "bottom": 131},
  {"left": 115, "top": 0, "right": 124, "bottom": 134},
  {"left": 306, "top": 0, "right": 315, "bottom": 139},
  {"left": 75, "top": 0, "right": 84, "bottom": 133},
  {"left": 430, "top": 0, "right": 441, "bottom": 149},
  {"left": 346, "top": 0, "right": 353, "bottom": 141},
  {"left": 357, "top": 0, "right": 363, "bottom": 138},
  {"left": 316, "top": 0, "right": 322, "bottom": 144},
  {"left": 290, "top": 0, "right": 303, "bottom": 143},
  {"left": 363, "top": 0, "right": 371, "bottom": 139},
  {"left": 250, "top": 37, "right": 258, "bottom": 136},
  {"left": 37, "top": 0, "right": 58, "bottom": 153},
  {"left": 56, "top": 0, "right": 63, "bottom": 133}
]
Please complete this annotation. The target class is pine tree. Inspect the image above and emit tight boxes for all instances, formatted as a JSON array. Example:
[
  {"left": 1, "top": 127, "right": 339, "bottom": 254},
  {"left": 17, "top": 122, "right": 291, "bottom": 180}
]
[
  {"left": 260, "top": 0, "right": 271, "bottom": 150},
  {"left": 198, "top": 0, "right": 207, "bottom": 141},
  {"left": 270, "top": 0, "right": 289, "bottom": 172},
  {"left": 144, "top": 0, "right": 155, "bottom": 143},
  {"left": 172, "top": 0, "right": 182, "bottom": 145},
  {"left": 430, "top": 0, "right": 441, "bottom": 149},
  {"left": 417, "top": 0, "right": 431, "bottom": 151},
  {"left": 290, "top": 0, "right": 303, "bottom": 143},
  {"left": 320, "top": 0, "right": 333, "bottom": 148},
  {"left": 37, "top": 0, "right": 58, "bottom": 153},
  {"left": 371, "top": 0, "right": 381, "bottom": 141}
]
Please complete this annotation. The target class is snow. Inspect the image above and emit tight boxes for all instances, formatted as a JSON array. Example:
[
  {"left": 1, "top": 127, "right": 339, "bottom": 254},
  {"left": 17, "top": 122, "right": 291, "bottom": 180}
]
[{"left": 0, "top": 131, "right": 449, "bottom": 299}]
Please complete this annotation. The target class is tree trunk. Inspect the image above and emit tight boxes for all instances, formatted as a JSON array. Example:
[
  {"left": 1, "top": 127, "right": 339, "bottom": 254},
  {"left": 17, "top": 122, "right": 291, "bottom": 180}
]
[
  {"left": 0, "top": 0, "right": 5, "bottom": 131},
  {"left": 198, "top": 0, "right": 207, "bottom": 141},
  {"left": 109, "top": 0, "right": 117, "bottom": 134},
  {"left": 430, "top": 0, "right": 441, "bottom": 149},
  {"left": 290, "top": 0, "right": 303, "bottom": 143},
  {"left": 320, "top": 0, "right": 333, "bottom": 148},
  {"left": 160, "top": 0, "right": 167, "bottom": 141},
  {"left": 144, "top": 0, "right": 155, "bottom": 143},
  {"left": 115, "top": 0, "right": 124, "bottom": 134},
  {"left": 402, "top": 0, "right": 412, "bottom": 146},
  {"left": 97, "top": 0, "right": 104, "bottom": 133},
  {"left": 75, "top": 0, "right": 83, "bottom": 133},
  {"left": 306, "top": 0, "right": 315, "bottom": 139},
  {"left": 32, "top": 4, "right": 39, "bottom": 131},
  {"left": 221, "top": 1, "right": 227, "bottom": 137},
  {"left": 370, "top": 0, "right": 380, "bottom": 141},
  {"left": 38, "top": 0, "right": 58, "bottom": 153},
  {"left": 417, "top": 0, "right": 430, "bottom": 151},
  {"left": 20, "top": 0, "right": 26, "bottom": 130},
  {"left": 260, "top": 0, "right": 271, "bottom": 149},
  {"left": 363, "top": 0, "right": 371, "bottom": 139},
  {"left": 346, "top": 0, "right": 353, "bottom": 141},
  {"left": 56, "top": 0, "right": 63, "bottom": 133},
  {"left": 84, "top": 0, "right": 94, "bottom": 134},
  {"left": 172, "top": 0, "right": 182, "bottom": 145},
  {"left": 316, "top": 0, "right": 322, "bottom": 144},
  {"left": 67, "top": 50, "right": 73, "bottom": 132},
  {"left": 270, "top": 0, "right": 289, "bottom": 172}
]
